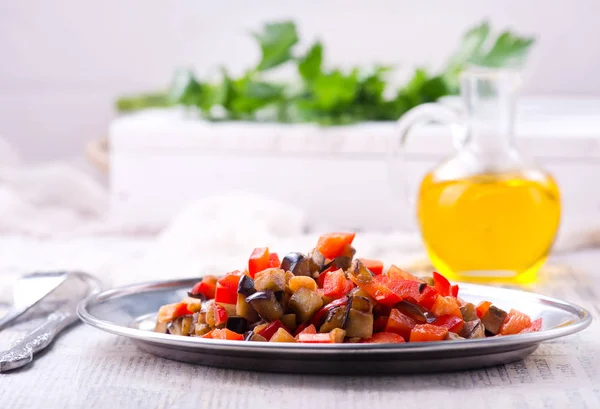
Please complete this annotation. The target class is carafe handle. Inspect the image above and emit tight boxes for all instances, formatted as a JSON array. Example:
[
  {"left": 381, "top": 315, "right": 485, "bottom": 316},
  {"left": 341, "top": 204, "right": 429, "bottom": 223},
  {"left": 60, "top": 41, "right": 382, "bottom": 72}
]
[{"left": 389, "top": 102, "right": 465, "bottom": 204}]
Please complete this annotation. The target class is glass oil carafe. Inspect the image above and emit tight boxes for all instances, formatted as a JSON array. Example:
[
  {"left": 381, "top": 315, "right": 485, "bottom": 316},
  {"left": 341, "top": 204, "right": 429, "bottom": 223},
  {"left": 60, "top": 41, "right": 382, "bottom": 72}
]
[{"left": 393, "top": 67, "right": 561, "bottom": 284}]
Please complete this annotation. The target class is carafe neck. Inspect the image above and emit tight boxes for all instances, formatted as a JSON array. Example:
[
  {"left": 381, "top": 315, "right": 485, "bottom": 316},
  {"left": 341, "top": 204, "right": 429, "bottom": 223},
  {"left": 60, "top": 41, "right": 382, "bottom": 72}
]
[{"left": 461, "top": 68, "right": 519, "bottom": 154}]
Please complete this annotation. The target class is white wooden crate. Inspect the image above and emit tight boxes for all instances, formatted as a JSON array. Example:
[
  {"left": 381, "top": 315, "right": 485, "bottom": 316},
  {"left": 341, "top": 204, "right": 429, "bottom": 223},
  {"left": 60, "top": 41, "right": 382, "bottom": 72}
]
[{"left": 108, "top": 97, "right": 600, "bottom": 232}]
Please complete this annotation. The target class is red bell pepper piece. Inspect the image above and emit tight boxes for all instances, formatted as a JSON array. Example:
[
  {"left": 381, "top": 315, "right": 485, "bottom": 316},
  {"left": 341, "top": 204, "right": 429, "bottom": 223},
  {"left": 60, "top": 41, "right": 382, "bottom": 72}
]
[
  {"left": 215, "top": 283, "right": 237, "bottom": 305},
  {"left": 212, "top": 328, "right": 244, "bottom": 341},
  {"left": 450, "top": 284, "right": 459, "bottom": 298},
  {"left": 386, "top": 279, "right": 420, "bottom": 300},
  {"left": 256, "top": 320, "right": 285, "bottom": 341},
  {"left": 343, "top": 279, "right": 355, "bottom": 294},
  {"left": 323, "top": 269, "right": 353, "bottom": 298},
  {"left": 310, "top": 297, "right": 348, "bottom": 327},
  {"left": 349, "top": 274, "right": 401, "bottom": 307},
  {"left": 217, "top": 273, "right": 241, "bottom": 292},
  {"left": 214, "top": 273, "right": 241, "bottom": 305},
  {"left": 248, "top": 247, "right": 270, "bottom": 278},
  {"left": 157, "top": 302, "right": 193, "bottom": 323},
  {"left": 316, "top": 264, "right": 340, "bottom": 288},
  {"left": 190, "top": 275, "right": 218, "bottom": 299},
  {"left": 519, "top": 317, "right": 542, "bottom": 334},
  {"left": 476, "top": 301, "right": 492, "bottom": 318},
  {"left": 417, "top": 285, "right": 439, "bottom": 310},
  {"left": 409, "top": 323, "right": 448, "bottom": 342},
  {"left": 375, "top": 292, "right": 403, "bottom": 306},
  {"left": 294, "top": 323, "right": 316, "bottom": 338},
  {"left": 362, "top": 332, "right": 405, "bottom": 343},
  {"left": 214, "top": 304, "right": 229, "bottom": 326},
  {"left": 268, "top": 252, "right": 281, "bottom": 268},
  {"left": 293, "top": 323, "right": 307, "bottom": 337},
  {"left": 432, "top": 272, "right": 451, "bottom": 297},
  {"left": 315, "top": 232, "right": 356, "bottom": 259},
  {"left": 358, "top": 258, "right": 384, "bottom": 275},
  {"left": 384, "top": 308, "right": 416, "bottom": 340},
  {"left": 386, "top": 265, "right": 419, "bottom": 281},
  {"left": 432, "top": 314, "right": 464, "bottom": 333},
  {"left": 316, "top": 270, "right": 328, "bottom": 288},
  {"left": 367, "top": 276, "right": 403, "bottom": 306},
  {"left": 386, "top": 278, "right": 438, "bottom": 310}
]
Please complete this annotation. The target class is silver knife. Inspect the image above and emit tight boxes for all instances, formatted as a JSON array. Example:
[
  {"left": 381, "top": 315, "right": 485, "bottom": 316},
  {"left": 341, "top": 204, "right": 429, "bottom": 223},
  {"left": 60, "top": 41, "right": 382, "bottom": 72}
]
[{"left": 0, "top": 272, "right": 101, "bottom": 372}]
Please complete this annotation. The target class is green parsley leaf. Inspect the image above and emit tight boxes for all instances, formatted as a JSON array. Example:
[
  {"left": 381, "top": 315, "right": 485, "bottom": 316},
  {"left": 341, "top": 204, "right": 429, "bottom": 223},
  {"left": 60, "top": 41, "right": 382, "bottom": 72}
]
[
  {"left": 253, "top": 21, "right": 299, "bottom": 71},
  {"left": 298, "top": 42, "right": 323, "bottom": 82}
]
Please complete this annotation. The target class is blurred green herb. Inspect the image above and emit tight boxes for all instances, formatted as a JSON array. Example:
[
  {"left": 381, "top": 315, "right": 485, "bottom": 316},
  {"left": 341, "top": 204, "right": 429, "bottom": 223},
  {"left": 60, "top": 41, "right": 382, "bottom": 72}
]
[{"left": 116, "top": 20, "right": 535, "bottom": 124}]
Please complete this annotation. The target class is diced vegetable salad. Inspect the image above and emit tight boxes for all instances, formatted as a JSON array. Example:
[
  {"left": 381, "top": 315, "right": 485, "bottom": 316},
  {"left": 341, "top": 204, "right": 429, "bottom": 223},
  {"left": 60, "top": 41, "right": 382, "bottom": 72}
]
[{"left": 154, "top": 232, "right": 542, "bottom": 343}]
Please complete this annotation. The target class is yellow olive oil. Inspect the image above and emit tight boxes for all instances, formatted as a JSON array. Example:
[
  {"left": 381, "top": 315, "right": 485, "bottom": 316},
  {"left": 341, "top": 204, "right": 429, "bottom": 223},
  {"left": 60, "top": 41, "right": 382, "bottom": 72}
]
[{"left": 417, "top": 171, "right": 561, "bottom": 284}]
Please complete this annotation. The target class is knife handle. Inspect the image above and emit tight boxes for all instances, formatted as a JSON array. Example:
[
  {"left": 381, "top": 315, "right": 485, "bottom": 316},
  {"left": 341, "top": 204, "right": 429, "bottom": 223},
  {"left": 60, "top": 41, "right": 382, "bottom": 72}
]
[{"left": 0, "top": 311, "right": 77, "bottom": 372}]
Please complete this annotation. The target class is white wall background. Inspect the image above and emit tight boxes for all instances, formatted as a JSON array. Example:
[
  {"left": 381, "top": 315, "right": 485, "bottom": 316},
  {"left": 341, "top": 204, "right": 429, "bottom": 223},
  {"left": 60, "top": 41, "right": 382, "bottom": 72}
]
[{"left": 1, "top": 0, "right": 599, "bottom": 161}]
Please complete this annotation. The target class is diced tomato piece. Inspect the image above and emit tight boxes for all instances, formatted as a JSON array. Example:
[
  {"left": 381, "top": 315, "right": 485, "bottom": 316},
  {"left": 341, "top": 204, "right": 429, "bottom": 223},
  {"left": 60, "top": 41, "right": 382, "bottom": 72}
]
[
  {"left": 500, "top": 309, "right": 533, "bottom": 335},
  {"left": 212, "top": 328, "right": 244, "bottom": 341},
  {"left": 386, "top": 265, "right": 419, "bottom": 281},
  {"left": 432, "top": 315, "right": 464, "bottom": 333},
  {"left": 294, "top": 323, "right": 316, "bottom": 339},
  {"left": 256, "top": 320, "right": 285, "bottom": 341},
  {"left": 215, "top": 283, "right": 238, "bottom": 305},
  {"left": 385, "top": 308, "right": 416, "bottom": 340},
  {"left": 297, "top": 333, "right": 339, "bottom": 343},
  {"left": 157, "top": 302, "right": 193, "bottom": 323},
  {"left": 316, "top": 232, "right": 356, "bottom": 259},
  {"left": 268, "top": 252, "right": 281, "bottom": 268},
  {"left": 201, "top": 330, "right": 214, "bottom": 339},
  {"left": 248, "top": 247, "right": 270, "bottom": 278},
  {"left": 359, "top": 258, "right": 384, "bottom": 275},
  {"left": 310, "top": 298, "right": 347, "bottom": 327},
  {"left": 432, "top": 272, "right": 451, "bottom": 297},
  {"left": 409, "top": 324, "right": 448, "bottom": 342},
  {"left": 362, "top": 332, "right": 405, "bottom": 343},
  {"left": 190, "top": 275, "right": 218, "bottom": 299},
  {"left": 520, "top": 318, "right": 542, "bottom": 334},
  {"left": 214, "top": 304, "right": 228, "bottom": 326},
  {"left": 476, "top": 301, "right": 492, "bottom": 318},
  {"left": 450, "top": 285, "right": 459, "bottom": 298},
  {"left": 431, "top": 295, "right": 462, "bottom": 318},
  {"left": 373, "top": 316, "right": 389, "bottom": 332}
]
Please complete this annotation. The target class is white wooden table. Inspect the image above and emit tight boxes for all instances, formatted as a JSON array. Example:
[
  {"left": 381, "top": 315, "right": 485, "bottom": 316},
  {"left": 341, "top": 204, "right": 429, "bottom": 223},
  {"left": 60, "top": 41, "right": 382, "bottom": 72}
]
[{"left": 0, "top": 238, "right": 598, "bottom": 409}]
